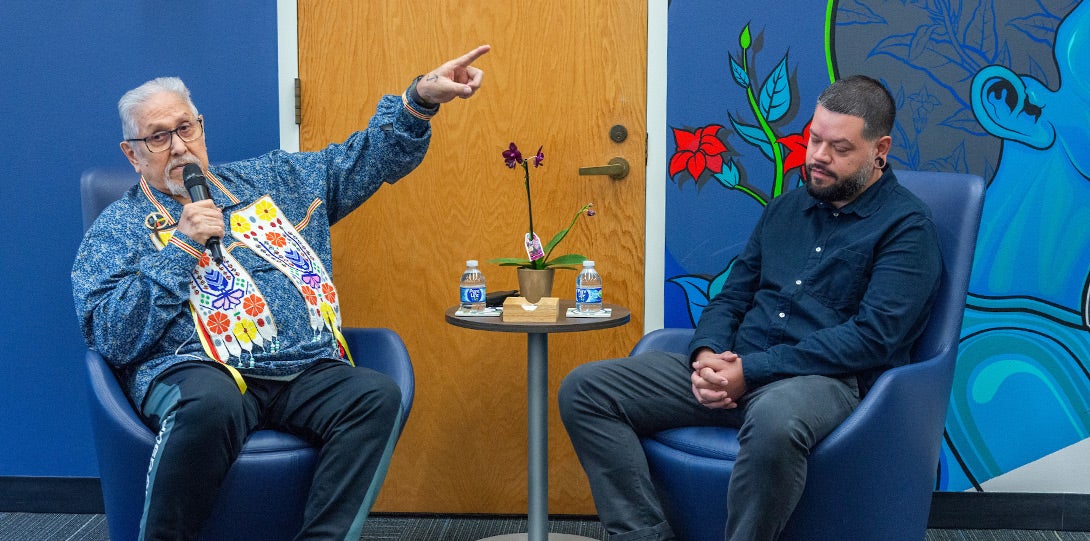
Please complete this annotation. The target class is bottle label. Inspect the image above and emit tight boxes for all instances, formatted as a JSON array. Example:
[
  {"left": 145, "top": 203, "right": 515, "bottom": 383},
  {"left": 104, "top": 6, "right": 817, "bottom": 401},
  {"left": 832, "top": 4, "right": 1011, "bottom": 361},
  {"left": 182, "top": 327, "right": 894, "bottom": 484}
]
[
  {"left": 576, "top": 286, "right": 603, "bottom": 304},
  {"left": 460, "top": 286, "right": 486, "bottom": 303}
]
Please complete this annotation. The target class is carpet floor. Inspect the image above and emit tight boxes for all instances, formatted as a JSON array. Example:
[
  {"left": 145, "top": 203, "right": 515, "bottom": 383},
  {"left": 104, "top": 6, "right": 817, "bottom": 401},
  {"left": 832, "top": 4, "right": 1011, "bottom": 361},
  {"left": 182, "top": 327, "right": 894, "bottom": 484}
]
[{"left": 2, "top": 512, "right": 1089, "bottom": 540}]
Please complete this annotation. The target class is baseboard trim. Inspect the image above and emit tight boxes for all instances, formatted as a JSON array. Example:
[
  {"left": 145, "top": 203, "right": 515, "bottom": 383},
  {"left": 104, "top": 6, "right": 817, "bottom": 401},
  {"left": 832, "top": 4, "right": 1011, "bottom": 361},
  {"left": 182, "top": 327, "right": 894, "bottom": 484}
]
[
  {"left": 928, "top": 491, "right": 1090, "bottom": 531},
  {"left": 0, "top": 477, "right": 104, "bottom": 513}
]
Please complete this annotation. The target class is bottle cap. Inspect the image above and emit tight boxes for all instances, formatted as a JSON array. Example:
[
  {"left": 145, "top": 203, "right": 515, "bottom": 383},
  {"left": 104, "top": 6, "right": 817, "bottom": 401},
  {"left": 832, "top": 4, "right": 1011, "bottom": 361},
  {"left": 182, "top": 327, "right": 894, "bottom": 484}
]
[
  {"left": 467, "top": 260, "right": 479, "bottom": 267},
  {"left": 583, "top": 260, "right": 595, "bottom": 267}
]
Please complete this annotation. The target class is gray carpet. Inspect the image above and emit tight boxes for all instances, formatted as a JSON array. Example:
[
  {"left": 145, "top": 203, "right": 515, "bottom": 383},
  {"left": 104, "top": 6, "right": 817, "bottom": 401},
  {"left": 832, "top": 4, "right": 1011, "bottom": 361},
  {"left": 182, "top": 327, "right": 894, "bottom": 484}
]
[
  {"left": 924, "top": 532, "right": 1090, "bottom": 541},
  {"left": 2, "top": 512, "right": 1089, "bottom": 540},
  {"left": 0, "top": 513, "right": 108, "bottom": 541}
]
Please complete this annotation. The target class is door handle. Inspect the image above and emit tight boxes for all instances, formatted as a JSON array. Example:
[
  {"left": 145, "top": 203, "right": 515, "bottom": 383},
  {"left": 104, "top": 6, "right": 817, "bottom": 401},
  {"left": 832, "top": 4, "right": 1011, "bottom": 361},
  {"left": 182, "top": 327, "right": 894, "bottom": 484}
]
[{"left": 578, "top": 157, "right": 630, "bottom": 180}]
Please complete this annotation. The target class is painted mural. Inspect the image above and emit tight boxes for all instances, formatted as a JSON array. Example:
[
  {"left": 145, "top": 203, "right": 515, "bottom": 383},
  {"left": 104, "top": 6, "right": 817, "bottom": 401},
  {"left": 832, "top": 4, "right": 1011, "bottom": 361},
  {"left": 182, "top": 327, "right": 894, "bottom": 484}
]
[{"left": 664, "top": 0, "right": 1089, "bottom": 492}]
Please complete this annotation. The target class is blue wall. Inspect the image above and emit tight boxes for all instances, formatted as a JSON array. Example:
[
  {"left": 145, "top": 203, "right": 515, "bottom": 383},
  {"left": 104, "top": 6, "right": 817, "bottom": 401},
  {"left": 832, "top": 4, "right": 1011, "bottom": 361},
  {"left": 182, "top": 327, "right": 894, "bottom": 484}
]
[{"left": 0, "top": 3, "right": 280, "bottom": 477}]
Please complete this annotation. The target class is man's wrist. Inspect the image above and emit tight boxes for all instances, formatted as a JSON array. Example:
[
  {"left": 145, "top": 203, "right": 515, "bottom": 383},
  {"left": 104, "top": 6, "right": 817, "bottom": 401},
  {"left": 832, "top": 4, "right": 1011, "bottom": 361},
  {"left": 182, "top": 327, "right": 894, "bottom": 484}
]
[
  {"left": 402, "top": 75, "right": 440, "bottom": 121},
  {"left": 409, "top": 75, "right": 438, "bottom": 107}
]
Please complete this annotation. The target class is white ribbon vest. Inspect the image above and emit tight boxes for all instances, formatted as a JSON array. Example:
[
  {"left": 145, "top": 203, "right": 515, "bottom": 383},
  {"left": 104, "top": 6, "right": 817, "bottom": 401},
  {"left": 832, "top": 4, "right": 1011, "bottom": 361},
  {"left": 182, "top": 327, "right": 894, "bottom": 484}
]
[{"left": 141, "top": 177, "right": 353, "bottom": 392}]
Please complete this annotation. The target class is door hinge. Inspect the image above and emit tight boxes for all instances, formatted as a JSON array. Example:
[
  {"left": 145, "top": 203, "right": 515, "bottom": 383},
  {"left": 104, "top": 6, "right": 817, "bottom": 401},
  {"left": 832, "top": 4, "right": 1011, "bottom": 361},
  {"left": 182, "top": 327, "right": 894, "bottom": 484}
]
[{"left": 294, "top": 78, "right": 302, "bottom": 125}]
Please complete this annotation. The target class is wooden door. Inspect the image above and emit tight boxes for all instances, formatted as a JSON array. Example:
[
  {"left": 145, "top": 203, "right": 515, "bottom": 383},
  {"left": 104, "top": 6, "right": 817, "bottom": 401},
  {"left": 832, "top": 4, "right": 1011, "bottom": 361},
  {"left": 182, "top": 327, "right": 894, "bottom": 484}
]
[{"left": 299, "top": 1, "right": 646, "bottom": 514}]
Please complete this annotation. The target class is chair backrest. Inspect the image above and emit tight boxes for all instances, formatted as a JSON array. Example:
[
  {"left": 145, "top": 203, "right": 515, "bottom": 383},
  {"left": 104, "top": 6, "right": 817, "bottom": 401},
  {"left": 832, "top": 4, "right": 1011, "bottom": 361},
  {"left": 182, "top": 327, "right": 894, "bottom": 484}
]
[
  {"left": 892, "top": 170, "right": 985, "bottom": 361},
  {"left": 634, "top": 171, "right": 985, "bottom": 360},
  {"left": 80, "top": 166, "right": 140, "bottom": 231}
]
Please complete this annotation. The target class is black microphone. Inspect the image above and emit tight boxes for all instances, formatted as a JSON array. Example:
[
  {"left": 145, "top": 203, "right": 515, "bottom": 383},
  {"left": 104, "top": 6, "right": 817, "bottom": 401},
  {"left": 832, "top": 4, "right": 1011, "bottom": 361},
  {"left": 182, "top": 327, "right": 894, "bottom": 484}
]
[{"left": 182, "top": 163, "right": 224, "bottom": 264}]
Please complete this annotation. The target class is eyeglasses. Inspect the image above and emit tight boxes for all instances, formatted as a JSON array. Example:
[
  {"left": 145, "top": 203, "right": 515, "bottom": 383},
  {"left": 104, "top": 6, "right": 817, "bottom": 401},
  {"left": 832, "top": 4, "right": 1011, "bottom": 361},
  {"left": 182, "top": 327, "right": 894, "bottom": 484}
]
[{"left": 125, "top": 118, "right": 204, "bottom": 153}]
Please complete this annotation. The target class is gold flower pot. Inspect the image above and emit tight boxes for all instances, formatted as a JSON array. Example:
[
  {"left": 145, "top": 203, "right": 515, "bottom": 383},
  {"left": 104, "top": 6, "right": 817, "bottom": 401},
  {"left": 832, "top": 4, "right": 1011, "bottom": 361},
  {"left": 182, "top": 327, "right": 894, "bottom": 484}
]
[{"left": 516, "top": 267, "right": 556, "bottom": 304}]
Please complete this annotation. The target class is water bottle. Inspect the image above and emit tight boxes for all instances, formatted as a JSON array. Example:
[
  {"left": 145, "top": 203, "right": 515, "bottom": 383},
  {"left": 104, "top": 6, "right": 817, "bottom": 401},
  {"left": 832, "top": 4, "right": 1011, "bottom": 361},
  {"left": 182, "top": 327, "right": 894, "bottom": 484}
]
[
  {"left": 575, "top": 260, "right": 603, "bottom": 313},
  {"left": 459, "top": 260, "right": 487, "bottom": 312}
]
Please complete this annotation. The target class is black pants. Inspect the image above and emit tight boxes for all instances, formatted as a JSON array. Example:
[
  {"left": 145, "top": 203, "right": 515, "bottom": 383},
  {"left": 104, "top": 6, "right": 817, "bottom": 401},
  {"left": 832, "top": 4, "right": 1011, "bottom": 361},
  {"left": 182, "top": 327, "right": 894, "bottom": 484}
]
[
  {"left": 139, "top": 359, "right": 402, "bottom": 541},
  {"left": 559, "top": 352, "right": 859, "bottom": 541}
]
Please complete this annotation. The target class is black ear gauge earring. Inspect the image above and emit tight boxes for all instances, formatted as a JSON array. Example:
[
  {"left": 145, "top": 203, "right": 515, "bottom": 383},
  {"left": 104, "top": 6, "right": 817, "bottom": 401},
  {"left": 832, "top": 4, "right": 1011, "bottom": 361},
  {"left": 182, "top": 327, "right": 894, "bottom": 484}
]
[{"left": 875, "top": 156, "right": 887, "bottom": 169}]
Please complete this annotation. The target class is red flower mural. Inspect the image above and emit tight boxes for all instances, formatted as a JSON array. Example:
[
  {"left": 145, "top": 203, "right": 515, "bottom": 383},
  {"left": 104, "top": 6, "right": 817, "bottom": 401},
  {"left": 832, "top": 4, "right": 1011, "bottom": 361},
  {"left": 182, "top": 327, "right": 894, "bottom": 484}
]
[
  {"left": 669, "top": 124, "right": 728, "bottom": 182},
  {"left": 776, "top": 120, "right": 811, "bottom": 177}
]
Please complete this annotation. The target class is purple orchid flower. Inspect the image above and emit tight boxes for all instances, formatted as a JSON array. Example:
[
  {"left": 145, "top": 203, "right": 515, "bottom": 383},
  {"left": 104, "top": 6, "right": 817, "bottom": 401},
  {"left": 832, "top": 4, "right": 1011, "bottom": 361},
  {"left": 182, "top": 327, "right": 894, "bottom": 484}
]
[{"left": 503, "top": 143, "right": 523, "bottom": 168}]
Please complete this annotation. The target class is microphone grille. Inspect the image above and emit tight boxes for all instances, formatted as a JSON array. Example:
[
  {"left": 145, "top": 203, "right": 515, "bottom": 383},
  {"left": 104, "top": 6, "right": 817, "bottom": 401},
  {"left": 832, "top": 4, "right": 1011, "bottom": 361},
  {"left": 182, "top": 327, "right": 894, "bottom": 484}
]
[{"left": 182, "top": 163, "right": 206, "bottom": 189}]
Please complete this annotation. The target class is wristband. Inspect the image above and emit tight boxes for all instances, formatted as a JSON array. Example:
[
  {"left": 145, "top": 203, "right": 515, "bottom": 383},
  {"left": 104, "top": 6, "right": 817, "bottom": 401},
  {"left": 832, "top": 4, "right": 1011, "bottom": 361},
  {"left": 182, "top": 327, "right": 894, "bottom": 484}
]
[
  {"left": 409, "top": 75, "right": 439, "bottom": 108},
  {"left": 403, "top": 75, "right": 440, "bottom": 120}
]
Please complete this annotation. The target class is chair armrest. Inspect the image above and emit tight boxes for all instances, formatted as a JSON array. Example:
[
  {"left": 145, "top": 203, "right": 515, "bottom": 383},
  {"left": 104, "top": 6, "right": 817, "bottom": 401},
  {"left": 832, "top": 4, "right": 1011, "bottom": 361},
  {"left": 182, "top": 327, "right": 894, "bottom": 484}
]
[
  {"left": 341, "top": 327, "right": 415, "bottom": 422},
  {"left": 813, "top": 347, "right": 955, "bottom": 463},
  {"left": 85, "top": 350, "right": 156, "bottom": 446},
  {"left": 781, "top": 348, "right": 957, "bottom": 539},
  {"left": 629, "top": 328, "right": 695, "bottom": 357}
]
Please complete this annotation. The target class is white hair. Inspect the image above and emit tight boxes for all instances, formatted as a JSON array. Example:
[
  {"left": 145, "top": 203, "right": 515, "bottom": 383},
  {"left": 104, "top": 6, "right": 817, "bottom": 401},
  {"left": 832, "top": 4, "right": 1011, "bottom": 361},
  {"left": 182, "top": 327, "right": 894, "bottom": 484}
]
[{"left": 118, "top": 77, "right": 199, "bottom": 139}]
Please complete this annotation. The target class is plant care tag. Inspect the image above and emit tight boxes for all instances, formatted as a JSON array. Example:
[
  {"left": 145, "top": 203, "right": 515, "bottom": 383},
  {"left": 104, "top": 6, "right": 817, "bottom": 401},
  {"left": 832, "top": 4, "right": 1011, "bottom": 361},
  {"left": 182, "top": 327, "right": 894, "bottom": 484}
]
[{"left": 525, "top": 232, "right": 545, "bottom": 261}]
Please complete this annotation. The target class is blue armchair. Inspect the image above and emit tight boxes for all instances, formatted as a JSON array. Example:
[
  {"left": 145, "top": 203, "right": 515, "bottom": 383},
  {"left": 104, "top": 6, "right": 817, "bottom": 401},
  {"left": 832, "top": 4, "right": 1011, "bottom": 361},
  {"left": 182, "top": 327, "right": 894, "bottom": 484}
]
[
  {"left": 79, "top": 167, "right": 415, "bottom": 541},
  {"left": 631, "top": 171, "right": 985, "bottom": 541}
]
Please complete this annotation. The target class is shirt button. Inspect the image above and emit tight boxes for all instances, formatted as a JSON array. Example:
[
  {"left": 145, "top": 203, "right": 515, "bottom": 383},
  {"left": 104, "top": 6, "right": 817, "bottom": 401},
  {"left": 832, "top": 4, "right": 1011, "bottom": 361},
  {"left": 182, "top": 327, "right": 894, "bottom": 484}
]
[
  {"left": 778, "top": 312, "right": 786, "bottom": 318},
  {"left": 795, "top": 280, "right": 802, "bottom": 285},
  {"left": 833, "top": 212, "right": 840, "bottom": 217},
  {"left": 815, "top": 247, "right": 823, "bottom": 252}
]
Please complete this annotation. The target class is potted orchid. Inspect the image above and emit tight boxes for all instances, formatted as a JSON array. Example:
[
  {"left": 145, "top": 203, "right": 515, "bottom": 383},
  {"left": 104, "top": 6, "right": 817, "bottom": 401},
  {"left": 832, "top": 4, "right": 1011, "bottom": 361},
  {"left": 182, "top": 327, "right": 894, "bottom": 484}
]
[{"left": 489, "top": 142, "right": 595, "bottom": 301}]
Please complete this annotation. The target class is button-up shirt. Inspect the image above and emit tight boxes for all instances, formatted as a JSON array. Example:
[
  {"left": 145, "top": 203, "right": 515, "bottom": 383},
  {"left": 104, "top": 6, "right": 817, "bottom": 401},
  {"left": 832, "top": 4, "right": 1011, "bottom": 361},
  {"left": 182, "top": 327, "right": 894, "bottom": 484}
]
[
  {"left": 688, "top": 169, "right": 942, "bottom": 394},
  {"left": 72, "top": 94, "right": 431, "bottom": 406}
]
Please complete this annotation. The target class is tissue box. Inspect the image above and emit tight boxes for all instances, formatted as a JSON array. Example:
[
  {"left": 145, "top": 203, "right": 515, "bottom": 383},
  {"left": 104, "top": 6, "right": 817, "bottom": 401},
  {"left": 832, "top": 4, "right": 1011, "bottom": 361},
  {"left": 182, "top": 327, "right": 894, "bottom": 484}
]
[{"left": 502, "top": 297, "right": 560, "bottom": 322}]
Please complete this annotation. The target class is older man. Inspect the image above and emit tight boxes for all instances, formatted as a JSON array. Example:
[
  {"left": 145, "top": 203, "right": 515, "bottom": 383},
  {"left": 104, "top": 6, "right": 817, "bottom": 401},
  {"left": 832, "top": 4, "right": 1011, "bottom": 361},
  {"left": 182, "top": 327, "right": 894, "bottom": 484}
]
[
  {"left": 559, "top": 75, "right": 942, "bottom": 541},
  {"left": 72, "top": 45, "right": 489, "bottom": 540}
]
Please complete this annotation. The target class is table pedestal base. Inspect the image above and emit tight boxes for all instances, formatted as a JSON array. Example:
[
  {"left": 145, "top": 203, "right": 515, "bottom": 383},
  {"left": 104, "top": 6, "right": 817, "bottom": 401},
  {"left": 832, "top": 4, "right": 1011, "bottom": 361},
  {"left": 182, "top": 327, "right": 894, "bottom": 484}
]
[{"left": 444, "top": 303, "right": 631, "bottom": 541}]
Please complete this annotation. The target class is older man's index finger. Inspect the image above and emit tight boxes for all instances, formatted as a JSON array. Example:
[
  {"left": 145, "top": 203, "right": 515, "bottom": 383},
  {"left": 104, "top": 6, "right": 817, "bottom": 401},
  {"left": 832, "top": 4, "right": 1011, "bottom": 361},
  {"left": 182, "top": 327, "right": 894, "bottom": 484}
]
[{"left": 452, "top": 44, "right": 492, "bottom": 67}]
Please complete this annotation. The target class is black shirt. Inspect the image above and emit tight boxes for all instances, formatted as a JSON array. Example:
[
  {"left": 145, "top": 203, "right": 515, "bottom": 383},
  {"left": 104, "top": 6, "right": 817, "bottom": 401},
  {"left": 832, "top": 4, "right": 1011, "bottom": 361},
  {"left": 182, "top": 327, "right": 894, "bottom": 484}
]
[{"left": 688, "top": 169, "right": 942, "bottom": 394}]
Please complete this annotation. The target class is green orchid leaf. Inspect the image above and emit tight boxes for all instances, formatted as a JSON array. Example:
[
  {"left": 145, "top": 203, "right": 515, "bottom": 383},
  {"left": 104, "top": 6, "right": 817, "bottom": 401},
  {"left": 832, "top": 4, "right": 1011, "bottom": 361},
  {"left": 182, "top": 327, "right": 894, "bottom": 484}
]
[
  {"left": 544, "top": 253, "right": 587, "bottom": 268},
  {"left": 541, "top": 204, "right": 593, "bottom": 262},
  {"left": 488, "top": 257, "right": 532, "bottom": 267}
]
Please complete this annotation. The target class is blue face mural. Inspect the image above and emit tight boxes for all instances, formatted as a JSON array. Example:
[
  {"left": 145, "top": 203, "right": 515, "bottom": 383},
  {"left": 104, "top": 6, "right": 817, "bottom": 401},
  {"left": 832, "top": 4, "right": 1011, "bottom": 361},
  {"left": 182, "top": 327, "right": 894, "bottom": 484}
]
[
  {"left": 665, "top": 0, "right": 1088, "bottom": 492},
  {"left": 946, "top": 0, "right": 1090, "bottom": 491}
]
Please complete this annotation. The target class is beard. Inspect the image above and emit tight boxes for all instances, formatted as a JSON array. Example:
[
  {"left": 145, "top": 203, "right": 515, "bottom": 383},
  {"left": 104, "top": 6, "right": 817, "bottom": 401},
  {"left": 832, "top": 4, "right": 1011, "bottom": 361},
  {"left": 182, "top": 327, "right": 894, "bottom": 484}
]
[
  {"left": 163, "top": 156, "right": 201, "bottom": 197},
  {"left": 804, "top": 157, "right": 875, "bottom": 204}
]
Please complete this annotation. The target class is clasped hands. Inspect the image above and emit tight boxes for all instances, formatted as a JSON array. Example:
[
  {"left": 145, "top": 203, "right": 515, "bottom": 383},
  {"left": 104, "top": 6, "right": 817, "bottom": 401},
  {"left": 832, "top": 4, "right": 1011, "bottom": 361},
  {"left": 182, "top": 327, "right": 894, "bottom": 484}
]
[{"left": 691, "top": 347, "right": 747, "bottom": 409}]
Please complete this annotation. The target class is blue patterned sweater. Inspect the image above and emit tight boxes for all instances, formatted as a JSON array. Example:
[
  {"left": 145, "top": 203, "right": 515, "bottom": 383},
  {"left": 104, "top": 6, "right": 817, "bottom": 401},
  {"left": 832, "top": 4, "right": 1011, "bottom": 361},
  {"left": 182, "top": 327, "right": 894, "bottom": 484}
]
[{"left": 72, "top": 95, "right": 430, "bottom": 407}]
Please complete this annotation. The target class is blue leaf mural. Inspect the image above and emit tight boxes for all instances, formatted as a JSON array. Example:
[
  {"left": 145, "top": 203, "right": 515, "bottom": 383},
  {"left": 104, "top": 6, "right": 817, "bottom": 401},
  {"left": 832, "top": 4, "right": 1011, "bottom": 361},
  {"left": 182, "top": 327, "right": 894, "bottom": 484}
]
[
  {"left": 728, "top": 114, "right": 775, "bottom": 161},
  {"left": 729, "top": 54, "right": 750, "bottom": 88},
  {"left": 758, "top": 56, "right": 791, "bottom": 123}
]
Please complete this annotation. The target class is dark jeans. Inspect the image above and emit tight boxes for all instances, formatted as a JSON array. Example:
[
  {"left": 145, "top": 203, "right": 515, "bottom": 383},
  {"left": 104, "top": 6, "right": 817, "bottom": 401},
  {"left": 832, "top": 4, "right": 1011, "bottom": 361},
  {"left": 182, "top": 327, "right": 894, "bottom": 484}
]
[
  {"left": 138, "top": 359, "right": 402, "bottom": 541},
  {"left": 558, "top": 351, "right": 860, "bottom": 541}
]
